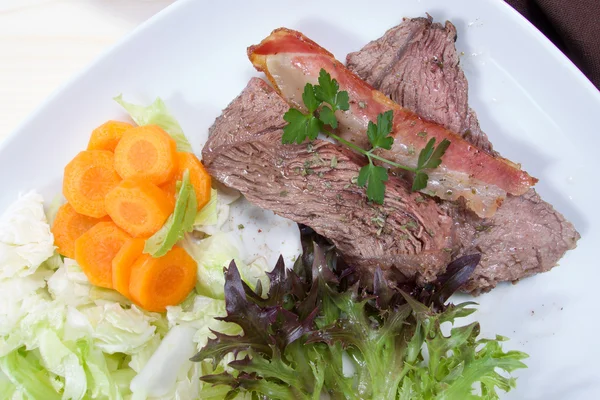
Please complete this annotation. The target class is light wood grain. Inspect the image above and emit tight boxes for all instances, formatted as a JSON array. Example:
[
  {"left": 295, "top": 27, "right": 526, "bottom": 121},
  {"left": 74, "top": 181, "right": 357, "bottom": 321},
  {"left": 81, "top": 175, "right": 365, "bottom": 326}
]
[{"left": 0, "top": 0, "right": 175, "bottom": 142}]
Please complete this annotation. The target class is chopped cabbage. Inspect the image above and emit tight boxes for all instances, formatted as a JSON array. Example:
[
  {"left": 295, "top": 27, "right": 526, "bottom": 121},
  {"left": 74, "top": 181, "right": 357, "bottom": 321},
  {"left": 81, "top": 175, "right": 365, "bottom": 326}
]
[
  {"left": 0, "top": 189, "right": 251, "bottom": 399},
  {"left": 184, "top": 232, "right": 244, "bottom": 299},
  {"left": 193, "top": 188, "right": 218, "bottom": 227},
  {"left": 194, "top": 183, "right": 240, "bottom": 236},
  {"left": 114, "top": 95, "right": 193, "bottom": 153},
  {"left": 0, "top": 191, "right": 54, "bottom": 279},
  {"left": 144, "top": 170, "right": 197, "bottom": 257}
]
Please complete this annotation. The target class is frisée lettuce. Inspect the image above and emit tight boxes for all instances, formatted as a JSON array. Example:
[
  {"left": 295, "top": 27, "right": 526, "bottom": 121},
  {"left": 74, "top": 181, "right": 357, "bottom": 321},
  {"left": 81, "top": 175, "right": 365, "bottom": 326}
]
[{"left": 193, "top": 236, "right": 529, "bottom": 399}]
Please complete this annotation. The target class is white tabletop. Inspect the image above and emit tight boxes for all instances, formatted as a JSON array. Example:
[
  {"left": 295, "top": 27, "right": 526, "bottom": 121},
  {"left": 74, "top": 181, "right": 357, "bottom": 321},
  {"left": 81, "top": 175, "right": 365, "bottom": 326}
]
[{"left": 0, "top": 0, "right": 175, "bottom": 142}]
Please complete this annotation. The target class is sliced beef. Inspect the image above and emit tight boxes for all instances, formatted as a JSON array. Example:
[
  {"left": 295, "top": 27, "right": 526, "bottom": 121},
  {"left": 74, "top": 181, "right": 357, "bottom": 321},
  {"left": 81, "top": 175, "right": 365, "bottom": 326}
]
[
  {"left": 203, "top": 78, "right": 453, "bottom": 283},
  {"left": 444, "top": 192, "right": 579, "bottom": 293},
  {"left": 347, "top": 16, "right": 494, "bottom": 154},
  {"left": 347, "top": 16, "right": 580, "bottom": 293}
]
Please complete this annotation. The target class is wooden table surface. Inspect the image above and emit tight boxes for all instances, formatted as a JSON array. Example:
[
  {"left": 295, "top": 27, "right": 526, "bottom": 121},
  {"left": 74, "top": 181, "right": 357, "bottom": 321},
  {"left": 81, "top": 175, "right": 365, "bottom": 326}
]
[{"left": 0, "top": 0, "right": 175, "bottom": 142}]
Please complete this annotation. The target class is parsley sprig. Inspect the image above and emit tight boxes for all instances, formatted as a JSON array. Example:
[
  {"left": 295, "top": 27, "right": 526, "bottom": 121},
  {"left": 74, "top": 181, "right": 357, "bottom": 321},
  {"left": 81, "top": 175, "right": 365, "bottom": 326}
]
[{"left": 282, "top": 69, "right": 450, "bottom": 204}]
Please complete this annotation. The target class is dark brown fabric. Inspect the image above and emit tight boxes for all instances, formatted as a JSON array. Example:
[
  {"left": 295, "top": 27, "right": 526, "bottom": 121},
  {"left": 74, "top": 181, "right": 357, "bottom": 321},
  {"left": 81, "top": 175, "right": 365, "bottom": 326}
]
[{"left": 505, "top": 0, "right": 600, "bottom": 89}]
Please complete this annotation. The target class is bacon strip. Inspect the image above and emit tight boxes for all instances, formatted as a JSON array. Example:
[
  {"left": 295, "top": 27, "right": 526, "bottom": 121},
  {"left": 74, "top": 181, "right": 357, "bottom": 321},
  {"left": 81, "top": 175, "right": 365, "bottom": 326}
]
[{"left": 248, "top": 28, "right": 537, "bottom": 217}]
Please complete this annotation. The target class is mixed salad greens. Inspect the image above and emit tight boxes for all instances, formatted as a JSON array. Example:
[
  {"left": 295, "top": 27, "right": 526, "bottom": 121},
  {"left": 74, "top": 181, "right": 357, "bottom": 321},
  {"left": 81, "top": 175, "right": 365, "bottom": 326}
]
[
  {"left": 0, "top": 98, "right": 527, "bottom": 399},
  {"left": 193, "top": 230, "right": 528, "bottom": 400}
]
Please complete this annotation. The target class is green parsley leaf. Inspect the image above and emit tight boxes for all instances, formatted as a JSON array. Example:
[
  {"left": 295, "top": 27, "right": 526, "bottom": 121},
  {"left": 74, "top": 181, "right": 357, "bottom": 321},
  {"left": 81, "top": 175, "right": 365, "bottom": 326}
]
[
  {"left": 302, "top": 83, "right": 320, "bottom": 113},
  {"left": 319, "top": 106, "right": 338, "bottom": 128},
  {"left": 366, "top": 110, "right": 394, "bottom": 150},
  {"left": 357, "top": 163, "right": 389, "bottom": 204},
  {"left": 421, "top": 138, "right": 451, "bottom": 170},
  {"left": 335, "top": 90, "right": 350, "bottom": 111},
  {"left": 314, "top": 69, "right": 350, "bottom": 112},
  {"left": 412, "top": 171, "right": 429, "bottom": 192},
  {"left": 306, "top": 117, "right": 323, "bottom": 141},
  {"left": 315, "top": 69, "right": 338, "bottom": 104},
  {"left": 282, "top": 109, "right": 322, "bottom": 144},
  {"left": 417, "top": 138, "right": 436, "bottom": 169},
  {"left": 417, "top": 138, "right": 451, "bottom": 170}
]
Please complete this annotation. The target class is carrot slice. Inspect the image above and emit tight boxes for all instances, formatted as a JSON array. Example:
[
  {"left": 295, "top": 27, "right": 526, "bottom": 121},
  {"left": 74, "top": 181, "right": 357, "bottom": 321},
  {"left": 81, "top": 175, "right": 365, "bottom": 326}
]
[
  {"left": 160, "top": 152, "right": 211, "bottom": 210},
  {"left": 113, "top": 125, "right": 177, "bottom": 185},
  {"left": 63, "top": 150, "right": 121, "bottom": 218},
  {"left": 105, "top": 178, "right": 174, "bottom": 238},
  {"left": 112, "top": 238, "right": 145, "bottom": 298},
  {"left": 129, "top": 246, "right": 197, "bottom": 312},
  {"left": 87, "top": 120, "right": 134, "bottom": 152},
  {"left": 74, "top": 221, "right": 131, "bottom": 289},
  {"left": 51, "top": 203, "right": 110, "bottom": 259}
]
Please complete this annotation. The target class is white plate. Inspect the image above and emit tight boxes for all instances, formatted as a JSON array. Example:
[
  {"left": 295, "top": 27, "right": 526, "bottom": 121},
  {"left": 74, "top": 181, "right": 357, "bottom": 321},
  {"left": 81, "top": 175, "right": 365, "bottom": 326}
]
[{"left": 1, "top": 0, "right": 598, "bottom": 398}]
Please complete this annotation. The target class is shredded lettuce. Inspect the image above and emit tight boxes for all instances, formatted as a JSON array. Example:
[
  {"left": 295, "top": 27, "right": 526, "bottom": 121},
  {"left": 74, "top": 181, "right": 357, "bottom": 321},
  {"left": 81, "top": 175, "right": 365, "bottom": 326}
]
[
  {"left": 0, "top": 193, "right": 168, "bottom": 399},
  {"left": 45, "top": 194, "right": 65, "bottom": 227},
  {"left": 76, "top": 340, "right": 131, "bottom": 399},
  {"left": 167, "top": 294, "right": 241, "bottom": 349},
  {"left": 194, "top": 188, "right": 218, "bottom": 226},
  {"left": 144, "top": 170, "right": 197, "bottom": 257},
  {"left": 194, "top": 198, "right": 230, "bottom": 237},
  {"left": 0, "top": 268, "right": 51, "bottom": 340},
  {"left": 114, "top": 94, "right": 193, "bottom": 153},
  {"left": 211, "top": 181, "right": 241, "bottom": 205},
  {"left": 184, "top": 232, "right": 243, "bottom": 300},
  {"left": 194, "top": 183, "right": 240, "bottom": 236},
  {"left": 0, "top": 262, "right": 163, "bottom": 400},
  {"left": 0, "top": 369, "right": 16, "bottom": 400},
  {"left": 0, "top": 349, "right": 62, "bottom": 400},
  {"left": 0, "top": 191, "right": 55, "bottom": 279},
  {"left": 132, "top": 324, "right": 220, "bottom": 400},
  {"left": 184, "top": 232, "right": 274, "bottom": 301},
  {"left": 129, "top": 296, "right": 242, "bottom": 399},
  {"left": 0, "top": 185, "right": 245, "bottom": 399},
  {"left": 130, "top": 325, "right": 197, "bottom": 398},
  {"left": 81, "top": 303, "right": 162, "bottom": 355},
  {"left": 38, "top": 329, "right": 88, "bottom": 400}
]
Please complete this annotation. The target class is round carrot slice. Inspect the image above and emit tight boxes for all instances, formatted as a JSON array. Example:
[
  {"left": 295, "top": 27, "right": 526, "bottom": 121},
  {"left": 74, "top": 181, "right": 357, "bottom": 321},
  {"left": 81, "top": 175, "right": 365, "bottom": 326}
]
[
  {"left": 74, "top": 221, "right": 131, "bottom": 289},
  {"left": 105, "top": 178, "right": 174, "bottom": 238},
  {"left": 160, "top": 152, "right": 212, "bottom": 210},
  {"left": 112, "top": 238, "right": 146, "bottom": 298},
  {"left": 129, "top": 247, "right": 197, "bottom": 312},
  {"left": 63, "top": 150, "right": 121, "bottom": 218},
  {"left": 113, "top": 125, "right": 177, "bottom": 185},
  {"left": 87, "top": 120, "right": 135, "bottom": 152},
  {"left": 52, "top": 203, "right": 110, "bottom": 259}
]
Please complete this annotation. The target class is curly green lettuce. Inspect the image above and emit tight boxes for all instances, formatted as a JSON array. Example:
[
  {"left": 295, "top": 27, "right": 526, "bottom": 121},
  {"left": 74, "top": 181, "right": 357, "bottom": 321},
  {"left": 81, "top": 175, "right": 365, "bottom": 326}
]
[{"left": 193, "top": 239, "right": 528, "bottom": 400}]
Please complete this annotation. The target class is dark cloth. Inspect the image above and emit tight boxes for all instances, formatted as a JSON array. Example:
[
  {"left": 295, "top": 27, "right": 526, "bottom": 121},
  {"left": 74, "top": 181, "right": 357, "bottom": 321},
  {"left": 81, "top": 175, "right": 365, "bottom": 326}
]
[{"left": 506, "top": 0, "right": 600, "bottom": 89}]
